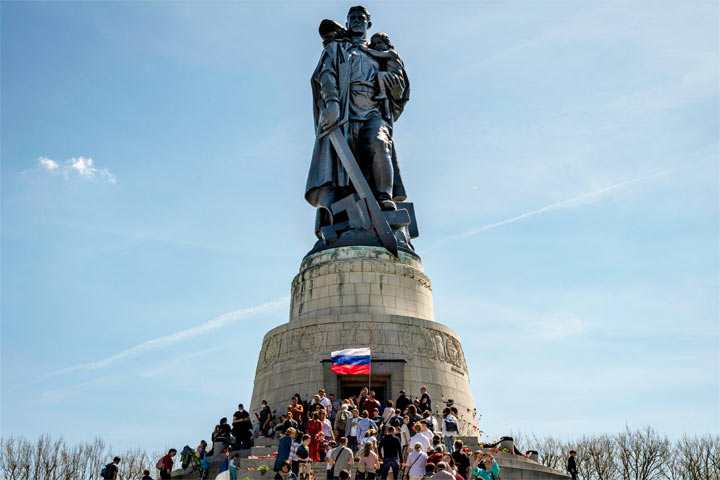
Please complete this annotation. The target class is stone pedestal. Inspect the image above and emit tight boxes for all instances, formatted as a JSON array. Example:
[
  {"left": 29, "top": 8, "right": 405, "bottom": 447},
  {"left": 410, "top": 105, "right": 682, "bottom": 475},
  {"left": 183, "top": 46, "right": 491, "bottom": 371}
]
[
  {"left": 250, "top": 246, "right": 478, "bottom": 435},
  {"left": 290, "top": 246, "right": 434, "bottom": 321}
]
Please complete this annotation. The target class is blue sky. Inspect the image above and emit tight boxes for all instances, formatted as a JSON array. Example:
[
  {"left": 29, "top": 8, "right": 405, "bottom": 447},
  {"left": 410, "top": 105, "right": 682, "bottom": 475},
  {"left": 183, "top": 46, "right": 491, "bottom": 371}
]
[{"left": 2, "top": 1, "right": 718, "bottom": 452}]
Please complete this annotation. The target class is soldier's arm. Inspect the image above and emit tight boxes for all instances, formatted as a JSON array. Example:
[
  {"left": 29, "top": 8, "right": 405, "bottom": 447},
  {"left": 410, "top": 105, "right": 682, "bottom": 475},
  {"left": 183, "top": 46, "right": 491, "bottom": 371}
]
[
  {"left": 317, "top": 48, "right": 341, "bottom": 128},
  {"left": 317, "top": 49, "right": 340, "bottom": 106},
  {"left": 358, "top": 45, "right": 396, "bottom": 60}
]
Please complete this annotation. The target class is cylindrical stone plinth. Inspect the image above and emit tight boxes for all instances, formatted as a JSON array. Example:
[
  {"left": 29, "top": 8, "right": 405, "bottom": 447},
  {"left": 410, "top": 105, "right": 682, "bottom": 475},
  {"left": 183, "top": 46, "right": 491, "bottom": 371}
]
[
  {"left": 290, "top": 247, "right": 434, "bottom": 322},
  {"left": 250, "top": 313, "right": 477, "bottom": 435},
  {"left": 250, "top": 246, "right": 478, "bottom": 436}
]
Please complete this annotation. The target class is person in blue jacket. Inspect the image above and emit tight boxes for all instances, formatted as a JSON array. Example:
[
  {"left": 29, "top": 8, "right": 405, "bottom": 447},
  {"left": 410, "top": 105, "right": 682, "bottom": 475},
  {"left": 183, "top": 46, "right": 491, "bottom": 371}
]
[{"left": 276, "top": 427, "right": 297, "bottom": 471}]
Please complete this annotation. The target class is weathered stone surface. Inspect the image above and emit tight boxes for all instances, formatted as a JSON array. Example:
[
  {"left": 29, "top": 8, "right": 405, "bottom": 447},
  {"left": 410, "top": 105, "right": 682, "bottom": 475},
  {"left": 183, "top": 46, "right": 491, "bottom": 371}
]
[{"left": 290, "top": 246, "right": 434, "bottom": 322}]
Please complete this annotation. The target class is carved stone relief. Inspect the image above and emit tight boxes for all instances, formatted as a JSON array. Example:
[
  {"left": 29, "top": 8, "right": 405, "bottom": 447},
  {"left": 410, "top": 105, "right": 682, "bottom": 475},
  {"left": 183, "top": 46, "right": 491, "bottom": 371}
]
[{"left": 257, "top": 322, "right": 468, "bottom": 374}]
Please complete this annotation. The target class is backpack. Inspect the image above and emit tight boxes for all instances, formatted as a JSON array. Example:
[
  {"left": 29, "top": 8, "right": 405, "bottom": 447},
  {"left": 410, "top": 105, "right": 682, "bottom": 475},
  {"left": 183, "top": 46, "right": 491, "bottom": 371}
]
[
  {"left": 335, "top": 410, "right": 351, "bottom": 430},
  {"left": 100, "top": 465, "right": 108, "bottom": 479},
  {"left": 389, "top": 415, "right": 403, "bottom": 428},
  {"left": 156, "top": 458, "right": 165, "bottom": 470},
  {"left": 445, "top": 416, "right": 458, "bottom": 432}
]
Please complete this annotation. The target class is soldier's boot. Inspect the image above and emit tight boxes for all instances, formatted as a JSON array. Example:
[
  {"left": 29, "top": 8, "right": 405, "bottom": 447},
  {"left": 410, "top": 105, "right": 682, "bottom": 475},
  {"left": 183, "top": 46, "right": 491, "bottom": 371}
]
[{"left": 377, "top": 192, "right": 397, "bottom": 211}]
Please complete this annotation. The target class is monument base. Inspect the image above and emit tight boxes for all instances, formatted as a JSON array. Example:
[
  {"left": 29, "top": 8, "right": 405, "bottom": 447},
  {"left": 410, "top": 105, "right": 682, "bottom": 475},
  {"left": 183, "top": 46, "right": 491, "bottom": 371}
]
[
  {"left": 250, "top": 245, "right": 478, "bottom": 435},
  {"left": 251, "top": 313, "right": 477, "bottom": 435}
]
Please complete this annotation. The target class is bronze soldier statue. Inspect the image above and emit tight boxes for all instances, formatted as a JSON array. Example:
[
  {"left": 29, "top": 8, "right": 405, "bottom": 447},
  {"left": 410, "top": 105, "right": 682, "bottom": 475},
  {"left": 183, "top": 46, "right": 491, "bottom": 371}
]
[{"left": 305, "top": 6, "right": 415, "bottom": 255}]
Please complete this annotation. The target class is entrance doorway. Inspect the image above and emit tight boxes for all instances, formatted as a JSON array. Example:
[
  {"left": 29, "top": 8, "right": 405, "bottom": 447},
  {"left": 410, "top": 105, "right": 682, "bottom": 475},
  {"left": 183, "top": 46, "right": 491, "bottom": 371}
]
[{"left": 338, "top": 374, "right": 390, "bottom": 404}]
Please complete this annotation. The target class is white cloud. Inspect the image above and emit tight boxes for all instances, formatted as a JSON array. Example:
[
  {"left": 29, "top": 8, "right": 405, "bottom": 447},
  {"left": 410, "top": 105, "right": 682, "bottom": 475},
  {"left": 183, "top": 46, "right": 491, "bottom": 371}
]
[
  {"left": 38, "top": 156, "right": 59, "bottom": 170},
  {"left": 37, "top": 156, "right": 117, "bottom": 183},
  {"left": 69, "top": 157, "right": 94, "bottom": 176},
  {"left": 49, "top": 296, "right": 289, "bottom": 376}
]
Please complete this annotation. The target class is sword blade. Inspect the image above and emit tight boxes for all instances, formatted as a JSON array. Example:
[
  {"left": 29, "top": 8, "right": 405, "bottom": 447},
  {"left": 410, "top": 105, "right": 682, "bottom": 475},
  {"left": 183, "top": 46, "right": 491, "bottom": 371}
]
[{"left": 328, "top": 128, "right": 399, "bottom": 257}]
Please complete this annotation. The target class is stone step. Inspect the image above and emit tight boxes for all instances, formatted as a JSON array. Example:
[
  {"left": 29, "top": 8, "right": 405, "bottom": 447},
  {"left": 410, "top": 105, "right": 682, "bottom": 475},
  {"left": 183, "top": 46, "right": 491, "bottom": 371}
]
[
  {"left": 171, "top": 459, "right": 568, "bottom": 480},
  {"left": 239, "top": 458, "right": 281, "bottom": 469},
  {"left": 250, "top": 446, "right": 279, "bottom": 455},
  {"left": 253, "top": 437, "right": 279, "bottom": 447},
  {"left": 170, "top": 444, "right": 568, "bottom": 480}
]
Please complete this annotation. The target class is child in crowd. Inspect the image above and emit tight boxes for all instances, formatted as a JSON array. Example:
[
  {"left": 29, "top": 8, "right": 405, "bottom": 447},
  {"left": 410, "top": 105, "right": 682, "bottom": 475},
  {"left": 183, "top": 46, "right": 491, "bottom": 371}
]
[
  {"left": 199, "top": 455, "right": 209, "bottom": 480},
  {"left": 197, "top": 440, "right": 207, "bottom": 459},
  {"left": 291, "top": 431, "right": 303, "bottom": 475},
  {"left": 316, "top": 432, "right": 329, "bottom": 466},
  {"left": 274, "top": 461, "right": 298, "bottom": 480},
  {"left": 325, "top": 441, "right": 337, "bottom": 480},
  {"left": 229, "top": 453, "right": 240, "bottom": 480},
  {"left": 297, "top": 434, "right": 313, "bottom": 480},
  {"left": 361, "top": 429, "right": 377, "bottom": 449}
]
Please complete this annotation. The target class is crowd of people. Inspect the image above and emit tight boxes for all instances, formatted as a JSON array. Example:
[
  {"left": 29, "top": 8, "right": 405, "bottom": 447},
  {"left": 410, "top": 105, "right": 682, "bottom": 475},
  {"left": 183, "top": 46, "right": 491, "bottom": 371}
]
[
  {"left": 99, "top": 387, "right": 579, "bottom": 480},
  {"left": 205, "top": 387, "right": 455, "bottom": 456},
  {"left": 252, "top": 386, "right": 501, "bottom": 480}
]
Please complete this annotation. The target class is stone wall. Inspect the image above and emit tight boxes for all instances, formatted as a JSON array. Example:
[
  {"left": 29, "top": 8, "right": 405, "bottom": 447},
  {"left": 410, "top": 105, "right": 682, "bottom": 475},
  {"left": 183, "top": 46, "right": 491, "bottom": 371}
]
[{"left": 290, "top": 247, "right": 434, "bottom": 322}]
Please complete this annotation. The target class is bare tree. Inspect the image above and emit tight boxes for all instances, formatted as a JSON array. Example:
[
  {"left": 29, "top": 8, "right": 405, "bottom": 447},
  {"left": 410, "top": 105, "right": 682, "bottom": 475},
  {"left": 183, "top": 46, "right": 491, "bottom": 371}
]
[
  {"left": 670, "top": 434, "right": 720, "bottom": 480},
  {"left": 0, "top": 436, "right": 29, "bottom": 480},
  {"left": 582, "top": 433, "right": 618, "bottom": 480},
  {"left": 535, "top": 435, "right": 565, "bottom": 471},
  {"left": 507, "top": 429, "right": 531, "bottom": 454},
  {"left": 118, "top": 447, "right": 155, "bottom": 480},
  {"left": 615, "top": 426, "right": 669, "bottom": 480},
  {"left": 0, "top": 436, "right": 114, "bottom": 480},
  {"left": 3, "top": 428, "right": 717, "bottom": 480}
]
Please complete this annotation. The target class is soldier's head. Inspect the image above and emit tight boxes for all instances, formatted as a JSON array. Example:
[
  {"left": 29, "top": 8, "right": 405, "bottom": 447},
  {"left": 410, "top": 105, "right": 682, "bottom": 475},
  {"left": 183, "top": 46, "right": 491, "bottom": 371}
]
[{"left": 347, "top": 6, "right": 371, "bottom": 37}]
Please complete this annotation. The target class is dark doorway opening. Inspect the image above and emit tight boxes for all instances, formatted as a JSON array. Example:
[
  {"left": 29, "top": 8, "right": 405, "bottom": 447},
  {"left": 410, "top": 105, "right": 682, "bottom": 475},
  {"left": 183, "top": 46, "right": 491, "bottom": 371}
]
[{"left": 338, "top": 374, "right": 390, "bottom": 404}]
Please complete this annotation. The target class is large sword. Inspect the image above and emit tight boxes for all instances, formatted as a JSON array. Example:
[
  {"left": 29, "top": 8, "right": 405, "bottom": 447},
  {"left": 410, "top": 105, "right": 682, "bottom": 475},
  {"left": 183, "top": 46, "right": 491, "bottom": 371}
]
[{"left": 326, "top": 127, "right": 399, "bottom": 257}]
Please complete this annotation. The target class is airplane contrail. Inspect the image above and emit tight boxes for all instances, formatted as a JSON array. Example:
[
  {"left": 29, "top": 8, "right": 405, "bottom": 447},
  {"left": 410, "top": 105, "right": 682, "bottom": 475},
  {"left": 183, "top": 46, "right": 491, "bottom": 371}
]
[
  {"left": 50, "top": 296, "right": 289, "bottom": 376},
  {"left": 445, "top": 169, "right": 674, "bottom": 242}
]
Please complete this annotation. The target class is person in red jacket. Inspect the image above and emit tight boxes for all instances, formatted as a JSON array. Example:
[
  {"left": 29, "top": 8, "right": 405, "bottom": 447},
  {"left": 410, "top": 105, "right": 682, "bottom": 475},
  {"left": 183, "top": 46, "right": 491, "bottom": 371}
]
[{"left": 158, "top": 449, "right": 177, "bottom": 480}]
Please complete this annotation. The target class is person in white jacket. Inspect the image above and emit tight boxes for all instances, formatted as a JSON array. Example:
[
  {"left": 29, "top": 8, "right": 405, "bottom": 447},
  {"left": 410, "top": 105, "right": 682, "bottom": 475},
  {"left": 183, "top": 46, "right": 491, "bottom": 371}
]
[{"left": 440, "top": 408, "right": 458, "bottom": 454}]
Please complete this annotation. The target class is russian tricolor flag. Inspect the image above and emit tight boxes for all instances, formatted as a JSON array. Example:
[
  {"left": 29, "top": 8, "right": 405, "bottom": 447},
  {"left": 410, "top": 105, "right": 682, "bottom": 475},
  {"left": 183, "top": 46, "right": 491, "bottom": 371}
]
[
  {"left": 214, "top": 455, "right": 229, "bottom": 480},
  {"left": 331, "top": 347, "right": 371, "bottom": 375}
]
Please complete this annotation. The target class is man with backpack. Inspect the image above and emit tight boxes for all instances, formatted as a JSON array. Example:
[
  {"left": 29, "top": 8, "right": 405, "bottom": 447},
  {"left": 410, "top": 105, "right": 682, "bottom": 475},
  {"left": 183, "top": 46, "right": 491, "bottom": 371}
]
[
  {"left": 441, "top": 408, "right": 458, "bottom": 454},
  {"left": 157, "top": 449, "right": 177, "bottom": 480},
  {"left": 102, "top": 456, "right": 121, "bottom": 480},
  {"left": 333, "top": 404, "right": 351, "bottom": 441},
  {"left": 387, "top": 409, "right": 404, "bottom": 439}
]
